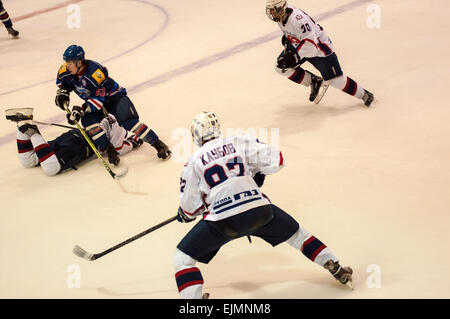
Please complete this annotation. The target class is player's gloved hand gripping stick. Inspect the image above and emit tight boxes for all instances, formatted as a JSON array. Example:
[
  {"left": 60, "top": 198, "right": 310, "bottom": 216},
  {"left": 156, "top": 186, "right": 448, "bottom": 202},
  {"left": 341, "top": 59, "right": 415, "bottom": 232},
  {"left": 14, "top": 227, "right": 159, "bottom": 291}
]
[{"left": 63, "top": 102, "right": 128, "bottom": 180}]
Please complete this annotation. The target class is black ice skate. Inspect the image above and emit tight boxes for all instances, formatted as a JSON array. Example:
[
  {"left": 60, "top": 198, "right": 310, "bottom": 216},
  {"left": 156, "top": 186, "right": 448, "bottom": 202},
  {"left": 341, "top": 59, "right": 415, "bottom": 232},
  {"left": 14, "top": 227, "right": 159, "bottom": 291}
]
[
  {"left": 7, "top": 27, "right": 19, "bottom": 39},
  {"left": 152, "top": 139, "right": 171, "bottom": 160},
  {"left": 324, "top": 260, "right": 353, "bottom": 289},
  {"left": 362, "top": 90, "right": 374, "bottom": 107},
  {"left": 309, "top": 74, "right": 323, "bottom": 102},
  {"left": 5, "top": 108, "right": 33, "bottom": 122}
]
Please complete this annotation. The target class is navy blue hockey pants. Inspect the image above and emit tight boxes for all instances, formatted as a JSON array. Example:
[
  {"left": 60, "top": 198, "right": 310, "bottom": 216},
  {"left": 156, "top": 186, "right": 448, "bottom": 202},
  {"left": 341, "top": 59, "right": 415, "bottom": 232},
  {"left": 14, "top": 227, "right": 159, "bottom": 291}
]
[{"left": 177, "top": 204, "right": 300, "bottom": 264}]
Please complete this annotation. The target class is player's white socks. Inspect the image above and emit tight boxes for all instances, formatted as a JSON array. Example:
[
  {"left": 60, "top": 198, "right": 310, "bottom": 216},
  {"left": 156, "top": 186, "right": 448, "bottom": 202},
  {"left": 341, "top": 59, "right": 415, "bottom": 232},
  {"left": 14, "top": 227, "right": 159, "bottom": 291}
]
[
  {"left": 30, "top": 133, "right": 61, "bottom": 176},
  {"left": 278, "top": 67, "right": 312, "bottom": 87},
  {"left": 174, "top": 249, "right": 204, "bottom": 299},
  {"left": 286, "top": 225, "right": 338, "bottom": 267},
  {"left": 16, "top": 130, "right": 39, "bottom": 168},
  {"left": 328, "top": 75, "right": 365, "bottom": 99}
]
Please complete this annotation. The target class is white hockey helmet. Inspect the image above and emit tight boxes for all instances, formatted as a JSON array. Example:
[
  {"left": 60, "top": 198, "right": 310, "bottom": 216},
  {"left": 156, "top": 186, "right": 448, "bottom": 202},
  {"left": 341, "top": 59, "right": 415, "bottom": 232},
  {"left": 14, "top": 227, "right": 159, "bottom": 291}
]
[
  {"left": 266, "top": 0, "right": 288, "bottom": 22},
  {"left": 191, "top": 111, "right": 221, "bottom": 147}
]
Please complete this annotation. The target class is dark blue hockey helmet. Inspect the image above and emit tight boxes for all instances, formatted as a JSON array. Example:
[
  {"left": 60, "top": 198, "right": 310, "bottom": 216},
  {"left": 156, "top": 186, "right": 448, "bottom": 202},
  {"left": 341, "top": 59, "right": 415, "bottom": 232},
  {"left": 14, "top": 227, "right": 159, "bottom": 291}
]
[{"left": 63, "top": 45, "right": 85, "bottom": 62}]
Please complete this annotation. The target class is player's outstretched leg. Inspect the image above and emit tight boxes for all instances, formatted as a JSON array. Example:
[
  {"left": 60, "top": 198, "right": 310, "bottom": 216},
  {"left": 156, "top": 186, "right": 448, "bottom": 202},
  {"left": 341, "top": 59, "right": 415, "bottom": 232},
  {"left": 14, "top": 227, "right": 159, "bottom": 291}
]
[
  {"left": 328, "top": 75, "right": 374, "bottom": 107},
  {"left": 109, "top": 95, "right": 172, "bottom": 160},
  {"left": 286, "top": 223, "right": 353, "bottom": 288},
  {"left": 129, "top": 121, "right": 171, "bottom": 160},
  {"left": 0, "top": 2, "right": 19, "bottom": 38}
]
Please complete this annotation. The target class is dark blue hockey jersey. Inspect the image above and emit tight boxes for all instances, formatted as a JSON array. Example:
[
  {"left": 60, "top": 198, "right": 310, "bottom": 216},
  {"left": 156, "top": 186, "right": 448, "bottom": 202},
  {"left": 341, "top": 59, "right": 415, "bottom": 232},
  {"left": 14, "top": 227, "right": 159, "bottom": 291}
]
[{"left": 56, "top": 60, "right": 126, "bottom": 112}]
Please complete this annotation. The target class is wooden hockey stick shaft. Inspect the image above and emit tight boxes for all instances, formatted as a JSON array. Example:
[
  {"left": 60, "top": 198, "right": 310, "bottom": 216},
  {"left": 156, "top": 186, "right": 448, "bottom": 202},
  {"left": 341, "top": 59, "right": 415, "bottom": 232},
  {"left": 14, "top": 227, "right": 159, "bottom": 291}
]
[{"left": 73, "top": 216, "right": 178, "bottom": 261}]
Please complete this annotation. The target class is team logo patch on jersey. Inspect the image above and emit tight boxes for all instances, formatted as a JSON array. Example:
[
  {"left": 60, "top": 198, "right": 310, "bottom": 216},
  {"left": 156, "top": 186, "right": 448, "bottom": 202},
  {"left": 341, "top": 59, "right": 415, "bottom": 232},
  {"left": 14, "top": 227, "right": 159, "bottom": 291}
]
[
  {"left": 92, "top": 69, "right": 105, "bottom": 85},
  {"left": 58, "top": 64, "right": 67, "bottom": 75}
]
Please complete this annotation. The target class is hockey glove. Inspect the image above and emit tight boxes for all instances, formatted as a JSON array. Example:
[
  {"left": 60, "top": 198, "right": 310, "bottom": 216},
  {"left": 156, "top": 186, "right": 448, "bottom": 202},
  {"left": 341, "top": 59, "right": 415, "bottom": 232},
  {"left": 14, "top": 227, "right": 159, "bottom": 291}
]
[
  {"left": 55, "top": 88, "right": 70, "bottom": 110},
  {"left": 177, "top": 206, "right": 195, "bottom": 223},
  {"left": 66, "top": 105, "right": 85, "bottom": 125},
  {"left": 277, "top": 45, "right": 300, "bottom": 69},
  {"left": 253, "top": 172, "right": 266, "bottom": 187},
  {"left": 281, "top": 34, "right": 289, "bottom": 47},
  {"left": 106, "top": 143, "right": 120, "bottom": 166}
]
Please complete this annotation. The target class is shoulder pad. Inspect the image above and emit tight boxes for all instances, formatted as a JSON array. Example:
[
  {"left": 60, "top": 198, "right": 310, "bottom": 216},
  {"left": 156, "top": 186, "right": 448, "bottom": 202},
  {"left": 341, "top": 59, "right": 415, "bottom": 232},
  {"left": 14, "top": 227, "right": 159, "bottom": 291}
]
[
  {"left": 58, "top": 64, "right": 68, "bottom": 76},
  {"left": 91, "top": 68, "right": 106, "bottom": 85}
]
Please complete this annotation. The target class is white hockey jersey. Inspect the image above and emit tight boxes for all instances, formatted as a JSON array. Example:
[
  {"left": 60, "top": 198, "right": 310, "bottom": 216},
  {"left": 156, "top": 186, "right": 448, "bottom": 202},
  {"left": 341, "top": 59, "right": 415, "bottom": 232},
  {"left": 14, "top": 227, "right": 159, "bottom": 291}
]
[
  {"left": 278, "top": 6, "right": 334, "bottom": 58},
  {"left": 179, "top": 134, "right": 284, "bottom": 222},
  {"left": 99, "top": 114, "right": 133, "bottom": 155}
]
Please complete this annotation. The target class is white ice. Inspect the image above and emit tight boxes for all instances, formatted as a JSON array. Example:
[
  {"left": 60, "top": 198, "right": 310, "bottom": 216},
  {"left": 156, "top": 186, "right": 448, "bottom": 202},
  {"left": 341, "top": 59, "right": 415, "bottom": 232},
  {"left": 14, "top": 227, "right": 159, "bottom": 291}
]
[{"left": 0, "top": 0, "right": 449, "bottom": 298}]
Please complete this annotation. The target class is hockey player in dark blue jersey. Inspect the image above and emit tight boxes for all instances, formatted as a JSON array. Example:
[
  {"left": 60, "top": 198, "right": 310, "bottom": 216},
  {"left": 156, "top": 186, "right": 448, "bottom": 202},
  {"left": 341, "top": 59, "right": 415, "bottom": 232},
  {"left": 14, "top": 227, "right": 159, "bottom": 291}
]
[
  {"left": 55, "top": 45, "right": 171, "bottom": 161},
  {"left": 6, "top": 108, "right": 140, "bottom": 176},
  {"left": 0, "top": 0, "right": 19, "bottom": 38}
]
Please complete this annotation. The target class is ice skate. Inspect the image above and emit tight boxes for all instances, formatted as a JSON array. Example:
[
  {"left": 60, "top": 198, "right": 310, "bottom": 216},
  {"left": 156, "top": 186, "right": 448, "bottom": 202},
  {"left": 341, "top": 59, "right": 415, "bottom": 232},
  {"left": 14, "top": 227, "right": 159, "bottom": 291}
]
[
  {"left": 314, "top": 82, "right": 329, "bottom": 104},
  {"left": 7, "top": 27, "right": 19, "bottom": 39},
  {"left": 324, "top": 260, "right": 353, "bottom": 289},
  {"left": 152, "top": 139, "right": 172, "bottom": 160},
  {"left": 202, "top": 293, "right": 210, "bottom": 299},
  {"left": 362, "top": 89, "right": 374, "bottom": 107},
  {"left": 5, "top": 108, "right": 33, "bottom": 122},
  {"left": 309, "top": 74, "right": 323, "bottom": 102}
]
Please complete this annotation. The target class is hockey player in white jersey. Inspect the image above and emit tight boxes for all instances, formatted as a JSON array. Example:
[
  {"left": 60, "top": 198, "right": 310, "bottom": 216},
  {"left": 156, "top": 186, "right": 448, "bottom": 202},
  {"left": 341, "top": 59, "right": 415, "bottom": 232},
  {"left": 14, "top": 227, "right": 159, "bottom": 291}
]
[
  {"left": 267, "top": 0, "right": 374, "bottom": 106},
  {"left": 6, "top": 108, "right": 141, "bottom": 176},
  {"left": 173, "top": 111, "right": 353, "bottom": 299}
]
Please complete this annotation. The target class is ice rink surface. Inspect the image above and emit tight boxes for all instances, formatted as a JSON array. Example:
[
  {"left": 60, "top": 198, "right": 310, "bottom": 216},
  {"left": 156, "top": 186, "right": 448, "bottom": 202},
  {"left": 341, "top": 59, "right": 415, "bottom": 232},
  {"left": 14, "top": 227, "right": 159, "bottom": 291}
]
[{"left": 0, "top": 0, "right": 449, "bottom": 298}]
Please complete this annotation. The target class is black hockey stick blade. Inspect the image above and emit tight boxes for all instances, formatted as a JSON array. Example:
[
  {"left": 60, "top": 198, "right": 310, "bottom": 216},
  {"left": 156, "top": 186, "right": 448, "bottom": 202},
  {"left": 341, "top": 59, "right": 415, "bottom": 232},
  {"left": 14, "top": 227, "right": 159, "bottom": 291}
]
[{"left": 112, "top": 166, "right": 129, "bottom": 180}]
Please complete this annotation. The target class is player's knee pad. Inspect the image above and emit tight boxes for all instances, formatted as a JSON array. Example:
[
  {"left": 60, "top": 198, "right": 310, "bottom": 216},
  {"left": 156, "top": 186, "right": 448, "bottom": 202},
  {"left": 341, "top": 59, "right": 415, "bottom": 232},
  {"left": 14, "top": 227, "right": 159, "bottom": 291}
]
[
  {"left": 41, "top": 159, "right": 61, "bottom": 176},
  {"left": 19, "top": 152, "right": 39, "bottom": 168},
  {"left": 173, "top": 248, "right": 197, "bottom": 272},
  {"left": 286, "top": 225, "right": 312, "bottom": 250},
  {"left": 327, "top": 75, "right": 347, "bottom": 90}
]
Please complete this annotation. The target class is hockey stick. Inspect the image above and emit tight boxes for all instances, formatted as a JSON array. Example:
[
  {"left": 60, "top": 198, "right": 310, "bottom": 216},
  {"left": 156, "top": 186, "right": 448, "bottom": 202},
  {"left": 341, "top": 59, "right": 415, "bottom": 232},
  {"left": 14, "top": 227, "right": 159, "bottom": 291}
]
[
  {"left": 63, "top": 103, "right": 128, "bottom": 180},
  {"left": 73, "top": 215, "right": 178, "bottom": 261},
  {"left": 31, "top": 120, "right": 77, "bottom": 130}
]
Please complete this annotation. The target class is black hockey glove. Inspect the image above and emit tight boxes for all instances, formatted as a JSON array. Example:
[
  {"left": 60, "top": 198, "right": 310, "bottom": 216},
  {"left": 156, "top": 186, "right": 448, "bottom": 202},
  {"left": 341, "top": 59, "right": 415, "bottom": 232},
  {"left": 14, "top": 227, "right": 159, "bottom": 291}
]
[
  {"left": 253, "top": 172, "right": 266, "bottom": 187},
  {"left": 66, "top": 105, "right": 85, "bottom": 125},
  {"left": 106, "top": 143, "right": 120, "bottom": 166},
  {"left": 281, "top": 34, "right": 289, "bottom": 47},
  {"left": 177, "top": 206, "right": 195, "bottom": 223},
  {"left": 277, "top": 44, "right": 300, "bottom": 69},
  {"left": 55, "top": 88, "right": 70, "bottom": 110}
]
